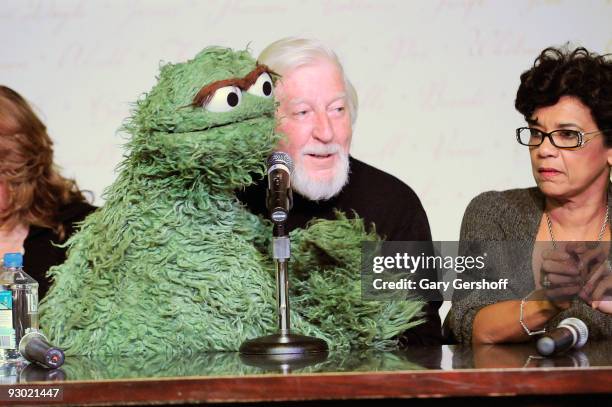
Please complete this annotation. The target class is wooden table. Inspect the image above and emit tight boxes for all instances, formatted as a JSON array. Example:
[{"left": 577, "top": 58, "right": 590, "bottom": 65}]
[{"left": 2, "top": 341, "right": 611, "bottom": 406}]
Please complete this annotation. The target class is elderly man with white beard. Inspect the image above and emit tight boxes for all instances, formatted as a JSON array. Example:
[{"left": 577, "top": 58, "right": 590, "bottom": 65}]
[{"left": 238, "top": 37, "right": 442, "bottom": 345}]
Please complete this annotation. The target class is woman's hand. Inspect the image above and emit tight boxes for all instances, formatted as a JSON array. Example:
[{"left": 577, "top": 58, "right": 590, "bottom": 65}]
[
  {"left": 540, "top": 244, "right": 585, "bottom": 308},
  {"left": 542, "top": 242, "right": 612, "bottom": 313},
  {"left": 561, "top": 242, "right": 612, "bottom": 310},
  {"left": 590, "top": 273, "right": 612, "bottom": 314}
]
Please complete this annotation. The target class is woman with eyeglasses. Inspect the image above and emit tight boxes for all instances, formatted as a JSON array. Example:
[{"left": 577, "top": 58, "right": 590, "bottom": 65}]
[
  {"left": 448, "top": 46, "right": 612, "bottom": 344},
  {"left": 0, "top": 86, "right": 96, "bottom": 299}
]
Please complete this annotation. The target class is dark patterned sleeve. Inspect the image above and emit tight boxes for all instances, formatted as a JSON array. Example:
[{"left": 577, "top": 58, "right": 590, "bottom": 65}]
[{"left": 448, "top": 192, "right": 506, "bottom": 343}]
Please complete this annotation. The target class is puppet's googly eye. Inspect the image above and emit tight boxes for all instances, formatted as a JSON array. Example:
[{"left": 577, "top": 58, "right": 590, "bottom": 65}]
[
  {"left": 247, "top": 73, "right": 273, "bottom": 98},
  {"left": 204, "top": 86, "right": 242, "bottom": 112}
]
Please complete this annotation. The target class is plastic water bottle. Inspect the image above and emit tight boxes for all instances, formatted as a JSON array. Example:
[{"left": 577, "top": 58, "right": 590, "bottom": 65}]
[{"left": 0, "top": 253, "right": 39, "bottom": 360}]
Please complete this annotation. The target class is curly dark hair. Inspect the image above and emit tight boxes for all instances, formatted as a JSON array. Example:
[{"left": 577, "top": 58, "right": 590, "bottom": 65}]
[{"left": 515, "top": 46, "right": 612, "bottom": 146}]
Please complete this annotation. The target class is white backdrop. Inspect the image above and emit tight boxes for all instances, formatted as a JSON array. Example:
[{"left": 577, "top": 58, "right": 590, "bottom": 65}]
[{"left": 2, "top": 0, "right": 611, "bottom": 240}]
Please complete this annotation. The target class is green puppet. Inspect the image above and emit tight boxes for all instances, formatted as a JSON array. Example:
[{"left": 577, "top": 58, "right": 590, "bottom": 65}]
[{"left": 39, "top": 47, "right": 425, "bottom": 356}]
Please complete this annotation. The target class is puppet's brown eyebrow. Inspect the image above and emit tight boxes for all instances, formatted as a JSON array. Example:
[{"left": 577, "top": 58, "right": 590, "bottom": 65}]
[
  {"left": 192, "top": 64, "right": 272, "bottom": 107},
  {"left": 241, "top": 64, "right": 271, "bottom": 89},
  {"left": 192, "top": 78, "right": 243, "bottom": 107}
]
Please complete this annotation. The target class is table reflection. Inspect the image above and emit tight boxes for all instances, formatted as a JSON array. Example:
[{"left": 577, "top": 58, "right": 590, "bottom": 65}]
[
  {"left": 1, "top": 340, "right": 611, "bottom": 383},
  {"left": 457, "top": 340, "right": 612, "bottom": 369},
  {"left": 58, "top": 348, "right": 424, "bottom": 381}
]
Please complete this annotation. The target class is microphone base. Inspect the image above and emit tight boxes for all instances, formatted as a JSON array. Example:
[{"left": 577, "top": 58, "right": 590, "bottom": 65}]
[
  {"left": 239, "top": 333, "right": 328, "bottom": 372},
  {"left": 239, "top": 333, "right": 328, "bottom": 355}
]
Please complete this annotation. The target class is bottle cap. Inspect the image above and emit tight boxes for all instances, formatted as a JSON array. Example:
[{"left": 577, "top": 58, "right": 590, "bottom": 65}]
[{"left": 3, "top": 253, "right": 23, "bottom": 268}]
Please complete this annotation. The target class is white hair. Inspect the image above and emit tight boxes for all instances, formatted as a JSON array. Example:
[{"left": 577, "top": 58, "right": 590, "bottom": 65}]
[
  {"left": 291, "top": 143, "right": 350, "bottom": 201},
  {"left": 258, "top": 37, "right": 359, "bottom": 124}
]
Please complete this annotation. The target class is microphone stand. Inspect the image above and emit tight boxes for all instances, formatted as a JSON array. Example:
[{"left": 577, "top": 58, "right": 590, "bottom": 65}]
[
  {"left": 273, "top": 223, "right": 292, "bottom": 337},
  {"left": 239, "top": 184, "right": 328, "bottom": 365}
]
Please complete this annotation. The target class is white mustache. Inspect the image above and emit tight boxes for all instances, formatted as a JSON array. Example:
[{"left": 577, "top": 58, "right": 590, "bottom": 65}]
[{"left": 300, "top": 144, "right": 342, "bottom": 156}]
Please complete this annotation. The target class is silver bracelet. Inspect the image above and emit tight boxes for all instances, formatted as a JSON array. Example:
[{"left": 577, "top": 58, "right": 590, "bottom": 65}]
[{"left": 519, "top": 291, "right": 546, "bottom": 336}]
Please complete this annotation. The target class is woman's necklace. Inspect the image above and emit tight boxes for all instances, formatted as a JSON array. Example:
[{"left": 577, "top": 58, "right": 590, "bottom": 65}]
[{"left": 545, "top": 205, "right": 609, "bottom": 248}]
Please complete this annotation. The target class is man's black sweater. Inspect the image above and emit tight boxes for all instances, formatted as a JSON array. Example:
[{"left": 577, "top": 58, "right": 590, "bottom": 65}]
[{"left": 238, "top": 156, "right": 442, "bottom": 345}]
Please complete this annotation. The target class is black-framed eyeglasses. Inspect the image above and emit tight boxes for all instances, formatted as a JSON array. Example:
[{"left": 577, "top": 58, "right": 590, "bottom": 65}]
[{"left": 516, "top": 127, "right": 609, "bottom": 149}]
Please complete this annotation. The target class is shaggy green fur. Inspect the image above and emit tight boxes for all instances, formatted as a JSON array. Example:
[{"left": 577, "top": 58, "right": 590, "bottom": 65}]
[{"left": 39, "top": 47, "right": 425, "bottom": 356}]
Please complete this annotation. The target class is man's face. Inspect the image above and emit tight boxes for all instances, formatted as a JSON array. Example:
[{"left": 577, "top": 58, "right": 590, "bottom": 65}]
[{"left": 274, "top": 58, "right": 352, "bottom": 200}]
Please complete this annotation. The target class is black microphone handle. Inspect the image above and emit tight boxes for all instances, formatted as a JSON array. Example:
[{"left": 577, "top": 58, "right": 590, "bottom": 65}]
[
  {"left": 19, "top": 331, "right": 65, "bottom": 369},
  {"left": 537, "top": 317, "right": 589, "bottom": 356},
  {"left": 537, "top": 327, "right": 575, "bottom": 356},
  {"left": 266, "top": 167, "right": 292, "bottom": 228},
  {"left": 268, "top": 171, "right": 291, "bottom": 213}
]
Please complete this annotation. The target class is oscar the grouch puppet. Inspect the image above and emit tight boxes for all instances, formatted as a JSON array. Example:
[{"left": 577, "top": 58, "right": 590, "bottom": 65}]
[{"left": 40, "top": 47, "right": 425, "bottom": 356}]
